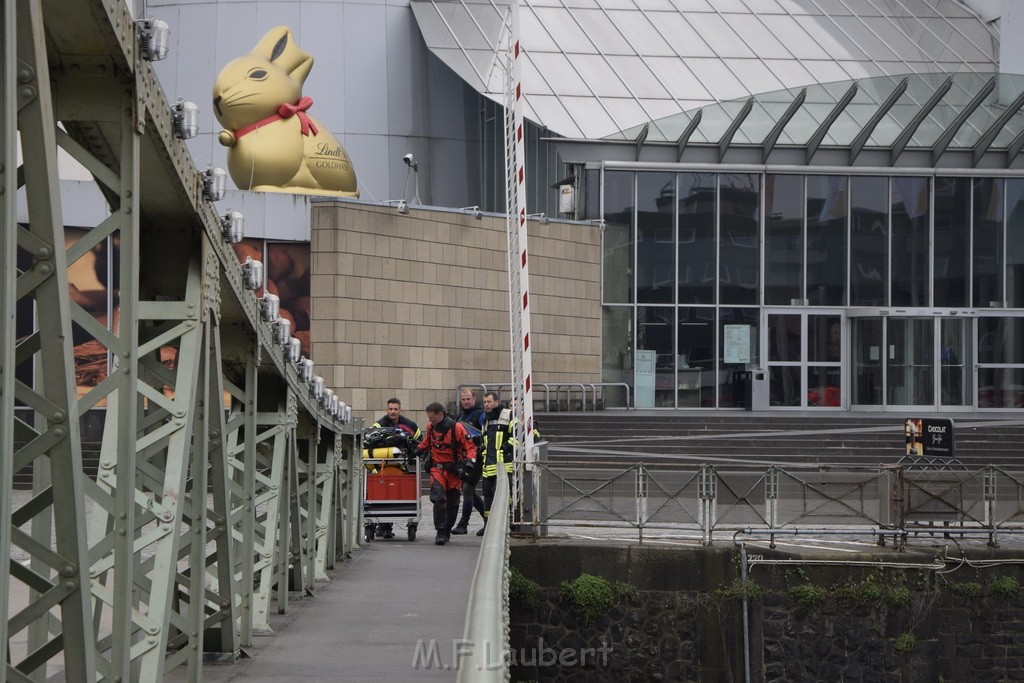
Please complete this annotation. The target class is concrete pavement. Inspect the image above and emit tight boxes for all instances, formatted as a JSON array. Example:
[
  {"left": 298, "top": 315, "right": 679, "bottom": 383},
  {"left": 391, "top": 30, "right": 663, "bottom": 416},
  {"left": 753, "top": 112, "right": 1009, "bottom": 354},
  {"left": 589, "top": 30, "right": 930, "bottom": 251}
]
[{"left": 168, "top": 510, "right": 485, "bottom": 682}]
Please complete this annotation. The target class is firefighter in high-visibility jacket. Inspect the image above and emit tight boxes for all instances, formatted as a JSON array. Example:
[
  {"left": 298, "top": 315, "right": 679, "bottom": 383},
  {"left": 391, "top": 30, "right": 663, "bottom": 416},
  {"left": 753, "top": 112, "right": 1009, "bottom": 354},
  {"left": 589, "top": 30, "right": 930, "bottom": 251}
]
[{"left": 477, "top": 391, "right": 517, "bottom": 536}]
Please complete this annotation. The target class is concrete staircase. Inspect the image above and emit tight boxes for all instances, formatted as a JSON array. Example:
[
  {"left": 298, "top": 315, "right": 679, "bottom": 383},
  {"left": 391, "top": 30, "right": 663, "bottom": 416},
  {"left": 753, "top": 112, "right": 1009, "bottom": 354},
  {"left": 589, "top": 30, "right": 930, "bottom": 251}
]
[{"left": 537, "top": 412, "right": 1024, "bottom": 467}]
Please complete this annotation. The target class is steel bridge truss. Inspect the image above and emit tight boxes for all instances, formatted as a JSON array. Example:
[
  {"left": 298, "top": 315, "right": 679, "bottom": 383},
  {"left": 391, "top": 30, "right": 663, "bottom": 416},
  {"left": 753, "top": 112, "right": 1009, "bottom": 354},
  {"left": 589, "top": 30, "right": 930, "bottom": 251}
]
[{"left": 1, "top": 0, "right": 361, "bottom": 681}]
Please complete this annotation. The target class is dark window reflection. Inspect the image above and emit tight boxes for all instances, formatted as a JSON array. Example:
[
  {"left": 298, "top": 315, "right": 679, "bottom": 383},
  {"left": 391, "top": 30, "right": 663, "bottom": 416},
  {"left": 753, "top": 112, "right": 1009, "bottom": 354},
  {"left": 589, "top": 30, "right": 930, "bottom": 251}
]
[
  {"left": 850, "top": 176, "right": 888, "bottom": 306},
  {"left": 678, "top": 173, "right": 716, "bottom": 304},
  {"left": 636, "top": 172, "right": 675, "bottom": 304},
  {"left": 602, "top": 306, "right": 633, "bottom": 408},
  {"left": 973, "top": 178, "right": 1003, "bottom": 307},
  {"left": 933, "top": 178, "right": 968, "bottom": 307},
  {"left": 637, "top": 306, "right": 675, "bottom": 407},
  {"left": 720, "top": 174, "right": 760, "bottom": 305},
  {"left": 1007, "top": 179, "right": 1024, "bottom": 307},
  {"left": 678, "top": 307, "right": 715, "bottom": 407},
  {"left": 603, "top": 171, "right": 634, "bottom": 304},
  {"left": 807, "top": 176, "right": 848, "bottom": 306},
  {"left": 765, "top": 175, "right": 803, "bottom": 305},
  {"left": 891, "top": 177, "right": 930, "bottom": 306}
]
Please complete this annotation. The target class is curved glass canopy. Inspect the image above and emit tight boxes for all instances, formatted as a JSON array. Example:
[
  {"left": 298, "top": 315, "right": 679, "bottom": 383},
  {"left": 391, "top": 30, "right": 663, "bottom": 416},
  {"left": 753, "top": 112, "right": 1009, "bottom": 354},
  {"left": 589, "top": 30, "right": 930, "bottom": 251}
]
[{"left": 612, "top": 72, "right": 1024, "bottom": 166}]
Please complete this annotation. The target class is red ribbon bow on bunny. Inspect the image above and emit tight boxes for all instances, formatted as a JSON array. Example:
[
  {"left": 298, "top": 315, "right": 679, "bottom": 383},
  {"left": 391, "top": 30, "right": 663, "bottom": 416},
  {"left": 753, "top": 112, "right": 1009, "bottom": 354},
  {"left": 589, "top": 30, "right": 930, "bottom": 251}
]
[{"left": 235, "top": 96, "right": 320, "bottom": 139}]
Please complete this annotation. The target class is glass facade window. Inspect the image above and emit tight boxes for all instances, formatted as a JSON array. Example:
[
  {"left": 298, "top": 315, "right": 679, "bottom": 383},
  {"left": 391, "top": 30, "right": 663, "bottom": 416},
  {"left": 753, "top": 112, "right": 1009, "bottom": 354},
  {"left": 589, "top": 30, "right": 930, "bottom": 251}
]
[
  {"left": 603, "top": 171, "right": 634, "bottom": 304},
  {"left": 934, "top": 178, "right": 970, "bottom": 307},
  {"left": 765, "top": 174, "right": 804, "bottom": 305},
  {"left": 678, "top": 172, "right": 716, "bottom": 304},
  {"left": 973, "top": 178, "right": 1004, "bottom": 308},
  {"left": 1007, "top": 180, "right": 1024, "bottom": 308},
  {"left": 891, "top": 177, "right": 931, "bottom": 307},
  {"left": 599, "top": 168, "right": 1024, "bottom": 411},
  {"left": 850, "top": 176, "right": 889, "bottom": 306},
  {"left": 719, "top": 174, "right": 760, "bottom": 305},
  {"left": 806, "top": 176, "right": 848, "bottom": 306},
  {"left": 636, "top": 172, "right": 675, "bottom": 303}
]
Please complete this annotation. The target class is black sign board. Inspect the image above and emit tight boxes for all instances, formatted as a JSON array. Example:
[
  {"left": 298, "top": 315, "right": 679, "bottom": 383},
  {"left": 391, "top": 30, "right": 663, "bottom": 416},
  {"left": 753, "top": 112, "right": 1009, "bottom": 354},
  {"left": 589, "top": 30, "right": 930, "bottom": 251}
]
[{"left": 904, "top": 418, "right": 954, "bottom": 458}]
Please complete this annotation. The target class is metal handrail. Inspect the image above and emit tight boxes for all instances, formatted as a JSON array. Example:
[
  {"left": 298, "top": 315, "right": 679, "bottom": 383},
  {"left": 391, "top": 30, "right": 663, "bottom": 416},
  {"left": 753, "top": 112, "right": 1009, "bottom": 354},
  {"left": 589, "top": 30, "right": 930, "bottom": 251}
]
[
  {"left": 456, "top": 381, "right": 632, "bottom": 411},
  {"left": 458, "top": 468, "right": 510, "bottom": 681}
]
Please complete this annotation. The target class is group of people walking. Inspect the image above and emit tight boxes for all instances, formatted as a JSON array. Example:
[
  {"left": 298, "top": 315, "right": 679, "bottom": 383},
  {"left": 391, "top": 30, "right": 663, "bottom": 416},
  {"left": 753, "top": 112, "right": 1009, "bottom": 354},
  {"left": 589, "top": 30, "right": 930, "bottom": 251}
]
[{"left": 371, "top": 388, "right": 517, "bottom": 546}]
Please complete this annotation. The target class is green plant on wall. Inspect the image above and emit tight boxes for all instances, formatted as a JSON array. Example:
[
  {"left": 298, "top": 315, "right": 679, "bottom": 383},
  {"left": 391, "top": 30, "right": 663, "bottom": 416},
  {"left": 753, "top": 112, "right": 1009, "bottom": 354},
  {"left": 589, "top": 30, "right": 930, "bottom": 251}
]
[
  {"left": 561, "top": 574, "right": 615, "bottom": 623},
  {"left": 893, "top": 633, "right": 916, "bottom": 654},
  {"left": 990, "top": 576, "right": 1020, "bottom": 599},
  {"left": 789, "top": 583, "right": 827, "bottom": 609},
  {"left": 510, "top": 567, "right": 542, "bottom": 611}
]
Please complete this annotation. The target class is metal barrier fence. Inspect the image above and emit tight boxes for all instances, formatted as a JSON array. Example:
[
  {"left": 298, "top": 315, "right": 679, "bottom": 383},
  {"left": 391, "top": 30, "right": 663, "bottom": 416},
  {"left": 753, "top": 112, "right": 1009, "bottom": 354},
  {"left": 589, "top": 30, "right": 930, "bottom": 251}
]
[
  {"left": 523, "top": 461, "right": 1024, "bottom": 549},
  {"left": 457, "top": 382, "right": 632, "bottom": 412}
]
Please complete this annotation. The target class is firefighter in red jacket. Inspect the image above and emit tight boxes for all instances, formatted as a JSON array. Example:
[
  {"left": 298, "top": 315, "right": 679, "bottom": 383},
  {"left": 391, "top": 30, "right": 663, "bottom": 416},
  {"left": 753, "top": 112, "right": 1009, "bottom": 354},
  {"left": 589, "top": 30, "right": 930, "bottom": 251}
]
[{"left": 417, "top": 401, "right": 477, "bottom": 545}]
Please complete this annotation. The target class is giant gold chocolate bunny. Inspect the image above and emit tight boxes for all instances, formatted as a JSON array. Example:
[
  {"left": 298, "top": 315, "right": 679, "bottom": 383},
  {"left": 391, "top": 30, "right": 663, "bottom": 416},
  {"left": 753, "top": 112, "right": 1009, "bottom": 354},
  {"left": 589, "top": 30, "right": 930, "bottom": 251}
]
[{"left": 212, "top": 26, "right": 358, "bottom": 197}]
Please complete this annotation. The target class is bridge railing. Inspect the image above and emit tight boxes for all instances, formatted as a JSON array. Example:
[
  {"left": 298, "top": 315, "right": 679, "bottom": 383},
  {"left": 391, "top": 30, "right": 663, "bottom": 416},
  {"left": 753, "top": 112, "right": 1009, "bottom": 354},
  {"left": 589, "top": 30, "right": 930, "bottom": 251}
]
[
  {"left": 458, "top": 461, "right": 511, "bottom": 682},
  {"left": 523, "top": 461, "right": 1024, "bottom": 549}
]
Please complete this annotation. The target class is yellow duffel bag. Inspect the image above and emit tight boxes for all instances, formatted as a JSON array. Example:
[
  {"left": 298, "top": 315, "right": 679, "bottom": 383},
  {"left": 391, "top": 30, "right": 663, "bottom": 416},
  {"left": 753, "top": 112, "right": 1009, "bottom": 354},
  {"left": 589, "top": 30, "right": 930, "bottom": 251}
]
[{"left": 363, "top": 446, "right": 404, "bottom": 472}]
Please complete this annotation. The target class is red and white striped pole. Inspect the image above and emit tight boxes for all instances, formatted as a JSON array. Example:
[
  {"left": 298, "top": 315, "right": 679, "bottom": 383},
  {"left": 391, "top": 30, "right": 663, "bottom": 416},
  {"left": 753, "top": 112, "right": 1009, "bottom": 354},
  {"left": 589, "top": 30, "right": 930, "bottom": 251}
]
[{"left": 503, "top": 0, "right": 535, "bottom": 519}]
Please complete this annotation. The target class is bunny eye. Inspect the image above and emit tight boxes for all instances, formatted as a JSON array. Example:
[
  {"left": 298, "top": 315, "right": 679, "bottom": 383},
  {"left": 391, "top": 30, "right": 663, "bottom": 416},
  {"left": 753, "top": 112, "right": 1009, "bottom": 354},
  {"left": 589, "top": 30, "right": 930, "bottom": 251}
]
[{"left": 248, "top": 69, "right": 268, "bottom": 80}]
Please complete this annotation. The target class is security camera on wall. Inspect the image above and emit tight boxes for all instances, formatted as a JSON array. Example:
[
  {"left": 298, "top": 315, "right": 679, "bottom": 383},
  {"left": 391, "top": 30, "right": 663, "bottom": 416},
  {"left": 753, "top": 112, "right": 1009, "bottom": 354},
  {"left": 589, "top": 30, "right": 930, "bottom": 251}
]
[{"left": 403, "top": 153, "right": 417, "bottom": 170}]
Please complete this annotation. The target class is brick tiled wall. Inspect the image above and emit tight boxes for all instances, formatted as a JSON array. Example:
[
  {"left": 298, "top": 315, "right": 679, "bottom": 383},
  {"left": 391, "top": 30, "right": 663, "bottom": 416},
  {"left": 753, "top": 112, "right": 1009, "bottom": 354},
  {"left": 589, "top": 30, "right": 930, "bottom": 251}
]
[{"left": 310, "top": 202, "right": 601, "bottom": 424}]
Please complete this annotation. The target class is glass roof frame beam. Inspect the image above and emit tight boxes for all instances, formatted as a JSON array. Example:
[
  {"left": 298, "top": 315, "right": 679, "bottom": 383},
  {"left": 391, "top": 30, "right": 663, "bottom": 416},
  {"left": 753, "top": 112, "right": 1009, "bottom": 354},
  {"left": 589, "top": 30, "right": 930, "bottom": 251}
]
[
  {"left": 762, "top": 88, "right": 806, "bottom": 164},
  {"left": 1005, "top": 126, "right": 1024, "bottom": 166},
  {"left": 972, "top": 86, "right": 1024, "bottom": 168},
  {"left": 718, "top": 97, "right": 753, "bottom": 163},
  {"left": 634, "top": 122, "right": 649, "bottom": 162},
  {"left": 675, "top": 110, "right": 702, "bottom": 162},
  {"left": 850, "top": 76, "right": 909, "bottom": 166},
  {"left": 805, "top": 82, "right": 859, "bottom": 165},
  {"left": 889, "top": 76, "right": 953, "bottom": 167},
  {"left": 930, "top": 76, "right": 996, "bottom": 167}
]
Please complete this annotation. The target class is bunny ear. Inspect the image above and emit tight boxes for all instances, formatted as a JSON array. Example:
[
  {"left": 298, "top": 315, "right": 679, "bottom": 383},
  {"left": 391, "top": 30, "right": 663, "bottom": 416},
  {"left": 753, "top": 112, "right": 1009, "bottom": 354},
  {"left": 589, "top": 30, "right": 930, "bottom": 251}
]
[
  {"left": 252, "top": 26, "right": 314, "bottom": 85},
  {"left": 253, "top": 26, "right": 292, "bottom": 62}
]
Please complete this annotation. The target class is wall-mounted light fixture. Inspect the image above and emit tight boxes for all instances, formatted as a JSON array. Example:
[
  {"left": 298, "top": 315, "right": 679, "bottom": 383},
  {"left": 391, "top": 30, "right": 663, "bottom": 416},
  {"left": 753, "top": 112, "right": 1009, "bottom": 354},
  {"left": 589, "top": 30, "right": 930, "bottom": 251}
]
[
  {"left": 459, "top": 206, "right": 483, "bottom": 220},
  {"left": 260, "top": 293, "right": 280, "bottom": 323},
  {"left": 241, "top": 256, "right": 262, "bottom": 291},
  {"left": 396, "top": 199, "right": 408, "bottom": 215},
  {"left": 137, "top": 17, "right": 170, "bottom": 61},
  {"left": 298, "top": 358, "right": 314, "bottom": 383},
  {"left": 526, "top": 212, "right": 549, "bottom": 225},
  {"left": 311, "top": 375, "right": 325, "bottom": 400},
  {"left": 274, "top": 317, "right": 291, "bottom": 346},
  {"left": 203, "top": 165, "right": 227, "bottom": 201},
  {"left": 172, "top": 98, "right": 199, "bottom": 139},
  {"left": 321, "top": 388, "right": 334, "bottom": 412},
  {"left": 221, "top": 209, "right": 244, "bottom": 243},
  {"left": 288, "top": 337, "right": 302, "bottom": 364}
]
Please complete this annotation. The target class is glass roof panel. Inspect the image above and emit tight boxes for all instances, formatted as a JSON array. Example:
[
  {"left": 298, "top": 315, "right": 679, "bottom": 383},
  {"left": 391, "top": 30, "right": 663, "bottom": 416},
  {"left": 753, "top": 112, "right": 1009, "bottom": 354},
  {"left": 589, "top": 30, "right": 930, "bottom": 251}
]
[
  {"left": 760, "top": 14, "right": 831, "bottom": 60},
  {"left": 726, "top": 14, "right": 791, "bottom": 59},
  {"left": 792, "top": 0, "right": 851, "bottom": 15},
  {"left": 571, "top": 54, "right": 630, "bottom": 97},
  {"left": 792, "top": 15, "right": 868, "bottom": 60},
  {"left": 706, "top": 0, "right": 750, "bottom": 10},
  {"left": 608, "top": 10, "right": 675, "bottom": 56},
  {"left": 687, "top": 100, "right": 748, "bottom": 143},
  {"left": 532, "top": 7, "right": 597, "bottom": 52},
  {"left": 725, "top": 58, "right": 787, "bottom": 95},
  {"left": 527, "top": 52, "right": 592, "bottom": 96},
  {"left": 634, "top": 0, "right": 675, "bottom": 9},
  {"left": 685, "top": 13, "right": 756, "bottom": 58},
  {"left": 654, "top": 12, "right": 717, "bottom": 57},
  {"left": 606, "top": 56, "right": 672, "bottom": 98},
  {"left": 645, "top": 57, "right": 713, "bottom": 102},
  {"left": 667, "top": 0, "right": 714, "bottom": 10},
  {"left": 560, "top": 96, "right": 620, "bottom": 138},
  {"left": 525, "top": 95, "right": 584, "bottom": 138},
  {"left": 685, "top": 58, "right": 749, "bottom": 101},
  {"left": 572, "top": 9, "right": 633, "bottom": 54},
  {"left": 799, "top": 59, "right": 853, "bottom": 85},
  {"left": 733, "top": 100, "right": 796, "bottom": 145},
  {"left": 520, "top": 7, "right": 559, "bottom": 52},
  {"left": 831, "top": 15, "right": 901, "bottom": 61},
  {"left": 601, "top": 97, "right": 650, "bottom": 134}
]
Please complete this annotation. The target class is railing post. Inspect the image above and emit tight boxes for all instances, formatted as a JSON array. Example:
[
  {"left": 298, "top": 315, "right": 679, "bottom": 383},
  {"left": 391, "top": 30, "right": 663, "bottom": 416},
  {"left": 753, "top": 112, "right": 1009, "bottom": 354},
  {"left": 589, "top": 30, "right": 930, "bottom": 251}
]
[
  {"left": 891, "top": 465, "right": 907, "bottom": 551},
  {"left": 985, "top": 466, "right": 998, "bottom": 548},
  {"left": 765, "top": 466, "right": 778, "bottom": 549},
  {"left": 635, "top": 465, "right": 648, "bottom": 543},
  {"left": 699, "top": 464, "right": 717, "bottom": 546}
]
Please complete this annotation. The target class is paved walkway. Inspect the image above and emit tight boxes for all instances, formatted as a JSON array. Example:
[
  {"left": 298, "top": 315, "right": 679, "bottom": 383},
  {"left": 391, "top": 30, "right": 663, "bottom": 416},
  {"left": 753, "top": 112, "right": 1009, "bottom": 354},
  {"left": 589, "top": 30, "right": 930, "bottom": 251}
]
[{"left": 169, "top": 510, "right": 485, "bottom": 682}]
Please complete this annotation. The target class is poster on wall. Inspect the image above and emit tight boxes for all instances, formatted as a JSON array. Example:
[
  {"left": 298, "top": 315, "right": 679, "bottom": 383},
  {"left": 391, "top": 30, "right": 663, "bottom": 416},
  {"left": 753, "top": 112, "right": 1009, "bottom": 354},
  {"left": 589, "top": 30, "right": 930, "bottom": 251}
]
[
  {"left": 723, "top": 324, "right": 750, "bottom": 364},
  {"left": 66, "top": 227, "right": 112, "bottom": 401},
  {"left": 266, "top": 242, "right": 312, "bottom": 358}
]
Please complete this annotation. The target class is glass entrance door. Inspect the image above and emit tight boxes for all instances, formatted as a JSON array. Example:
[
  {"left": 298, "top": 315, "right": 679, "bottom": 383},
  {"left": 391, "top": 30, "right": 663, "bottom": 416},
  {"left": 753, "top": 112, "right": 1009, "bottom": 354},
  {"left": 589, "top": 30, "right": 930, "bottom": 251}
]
[
  {"left": 851, "top": 314, "right": 972, "bottom": 409},
  {"left": 763, "top": 310, "right": 844, "bottom": 408}
]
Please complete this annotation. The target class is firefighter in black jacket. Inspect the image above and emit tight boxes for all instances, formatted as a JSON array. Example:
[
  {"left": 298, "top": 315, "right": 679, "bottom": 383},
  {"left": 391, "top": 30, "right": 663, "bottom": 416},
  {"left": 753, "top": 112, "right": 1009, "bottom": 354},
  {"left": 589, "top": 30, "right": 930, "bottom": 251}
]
[
  {"left": 478, "top": 391, "right": 517, "bottom": 536},
  {"left": 370, "top": 397, "right": 421, "bottom": 538}
]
